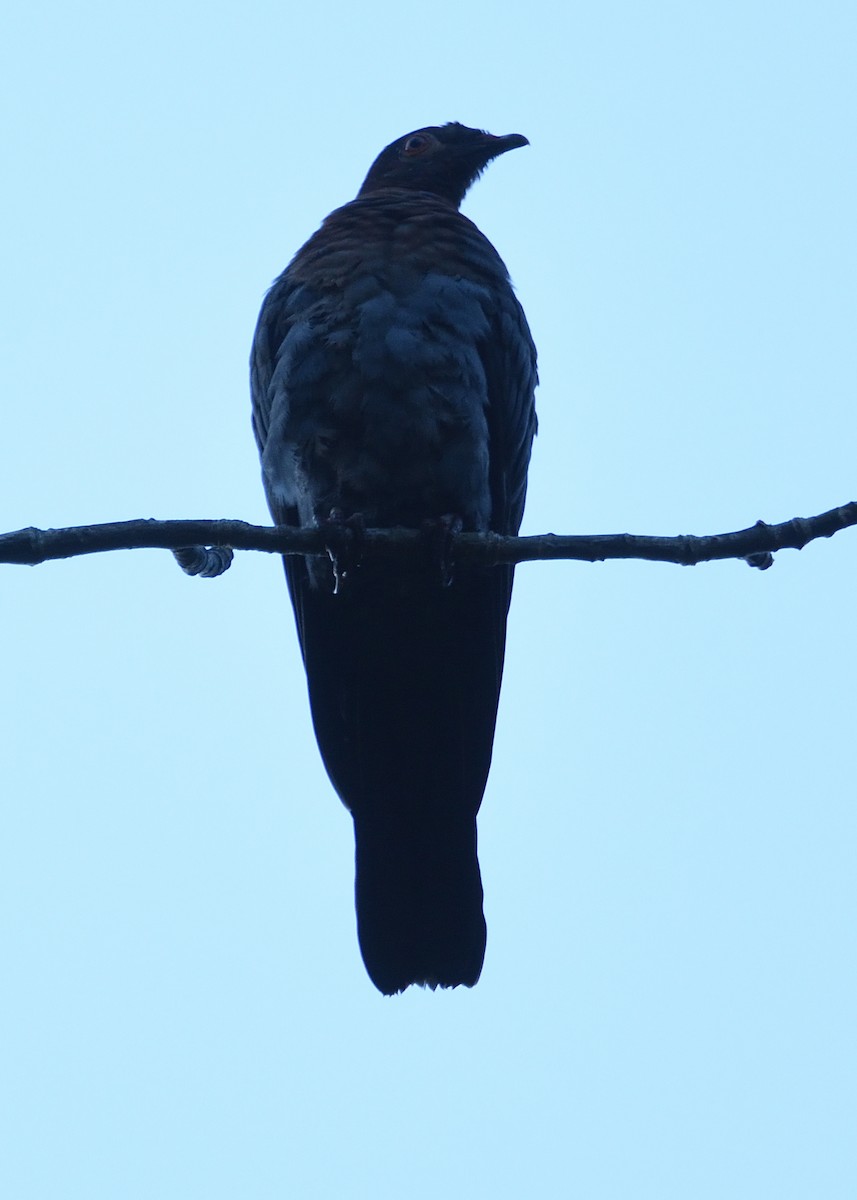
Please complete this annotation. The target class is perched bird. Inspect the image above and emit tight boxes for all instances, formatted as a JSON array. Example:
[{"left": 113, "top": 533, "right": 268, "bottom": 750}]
[{"left": 250, "top": 122, "right": 537, "bottom": 994}]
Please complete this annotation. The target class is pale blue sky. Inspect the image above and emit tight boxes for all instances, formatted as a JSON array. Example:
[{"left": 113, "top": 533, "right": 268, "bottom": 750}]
[{"left": 2, "top": 2, "right": 856, "bottom": 1197}]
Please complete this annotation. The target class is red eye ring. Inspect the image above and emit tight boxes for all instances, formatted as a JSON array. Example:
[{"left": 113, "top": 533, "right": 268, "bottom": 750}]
[{"left": 402, "top": 134, "right": 431, "bottom": 156}]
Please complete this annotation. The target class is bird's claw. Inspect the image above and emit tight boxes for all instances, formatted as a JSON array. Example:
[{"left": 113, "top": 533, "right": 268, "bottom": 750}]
[
  {"left": 421, "top": 514, "right": 464, "bottom": 587},
  {"left": 323, "top": 509, "right": 365, "bottom": 594}
]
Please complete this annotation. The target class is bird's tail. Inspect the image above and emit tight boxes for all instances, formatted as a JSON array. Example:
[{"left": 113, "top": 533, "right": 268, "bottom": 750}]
[
  {"left": 353, "top": 806, "right": 486, "bottom": 995},
  {"left": 287, "top": 557, "right": 512, "bottom": 994}
]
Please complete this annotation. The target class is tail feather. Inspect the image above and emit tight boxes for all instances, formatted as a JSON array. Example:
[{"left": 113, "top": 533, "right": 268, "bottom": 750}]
[
  {"left": 354, "top": 808, "right": 486, "bottom": 994},
  {"left": 285, "top": 556, "right": 512, "bottom": 992}
]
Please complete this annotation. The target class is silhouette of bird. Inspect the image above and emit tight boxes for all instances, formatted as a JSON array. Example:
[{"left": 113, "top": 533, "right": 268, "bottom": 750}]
[{"left": 250, "top": 122, "right": 537, "bottom": 994}]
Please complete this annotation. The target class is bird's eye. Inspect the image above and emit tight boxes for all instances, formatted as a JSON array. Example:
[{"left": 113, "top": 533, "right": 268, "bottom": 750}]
[{"left": 402, "top": 134, "right": 431, "bottom": 156}]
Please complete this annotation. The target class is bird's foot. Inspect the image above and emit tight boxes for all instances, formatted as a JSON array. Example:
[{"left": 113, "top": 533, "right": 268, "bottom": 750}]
[
  {"left": 323, "top": 509, "right": 365, "bottom": 594},
  {"left": 172, "top": 545, "right": 234, "bottom": 578},
  {"left": 421, "top": 514, "right": 463, "bottom": 587}
]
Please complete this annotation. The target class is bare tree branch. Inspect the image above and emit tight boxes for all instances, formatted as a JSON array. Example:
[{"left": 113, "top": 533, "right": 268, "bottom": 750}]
[{"left": 1, "top": 501, "right": 854, "bottom": 575}]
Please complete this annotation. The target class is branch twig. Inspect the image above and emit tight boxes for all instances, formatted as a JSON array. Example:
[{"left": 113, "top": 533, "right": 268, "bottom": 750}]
[{"left": 0, "top": 502, "right": 854, "bottom": 574}]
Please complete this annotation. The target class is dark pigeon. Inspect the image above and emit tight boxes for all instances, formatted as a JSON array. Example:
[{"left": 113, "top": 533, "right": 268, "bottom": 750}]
[{"left": 250, "top": 123, "right": 538, "bottom": 993}]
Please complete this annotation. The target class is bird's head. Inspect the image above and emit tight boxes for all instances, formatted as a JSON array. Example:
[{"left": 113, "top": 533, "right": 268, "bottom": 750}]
[{"left": 357, "top": 122, "right": 529, "bottom": 208}]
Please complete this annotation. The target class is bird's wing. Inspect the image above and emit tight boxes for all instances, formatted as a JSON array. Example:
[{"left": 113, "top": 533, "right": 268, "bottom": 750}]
[
  {"left": 482, "top": 285, "right": 538, "bottom": 537},
  {"left": 250, "top": 269, "right": 300, "bottom": 471}
]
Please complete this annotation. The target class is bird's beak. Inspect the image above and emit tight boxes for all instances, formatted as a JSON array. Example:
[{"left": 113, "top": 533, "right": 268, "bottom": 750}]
[{"left": 487, "top": 132, "right": 529, "bottom": 156}]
